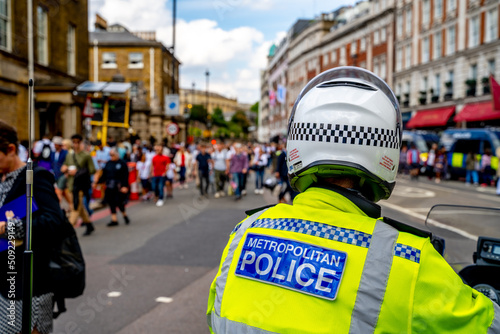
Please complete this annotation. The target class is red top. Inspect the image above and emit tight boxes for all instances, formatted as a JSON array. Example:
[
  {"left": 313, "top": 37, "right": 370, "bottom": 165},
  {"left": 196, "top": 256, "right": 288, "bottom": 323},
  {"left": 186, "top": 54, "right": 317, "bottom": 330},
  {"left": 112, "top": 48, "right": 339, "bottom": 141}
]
[{"left": 152, "top": 155, "right": 171, "bottom": 177}]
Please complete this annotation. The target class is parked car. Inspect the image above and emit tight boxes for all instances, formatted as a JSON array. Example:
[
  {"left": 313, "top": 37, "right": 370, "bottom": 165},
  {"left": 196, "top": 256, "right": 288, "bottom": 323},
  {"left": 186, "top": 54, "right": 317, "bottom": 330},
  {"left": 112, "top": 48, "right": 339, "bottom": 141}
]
[{"left": 439, "top": 128, "right": 500, "bottom": 179}]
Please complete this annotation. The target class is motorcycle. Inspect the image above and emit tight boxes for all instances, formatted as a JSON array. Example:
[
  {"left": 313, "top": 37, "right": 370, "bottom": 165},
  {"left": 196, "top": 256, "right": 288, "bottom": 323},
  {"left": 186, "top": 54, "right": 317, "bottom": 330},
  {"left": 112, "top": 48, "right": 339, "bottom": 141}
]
[{"left": 425, "top": 204, "right": 500, "bottom": 305}]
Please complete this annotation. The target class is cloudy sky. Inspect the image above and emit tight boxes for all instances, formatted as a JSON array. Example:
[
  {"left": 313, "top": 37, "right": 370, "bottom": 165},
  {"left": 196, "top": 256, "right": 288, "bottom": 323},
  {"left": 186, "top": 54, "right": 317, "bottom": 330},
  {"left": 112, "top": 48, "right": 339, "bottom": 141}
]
[{"left": 89, "top": 0, "right": 358, "bottom": 104}]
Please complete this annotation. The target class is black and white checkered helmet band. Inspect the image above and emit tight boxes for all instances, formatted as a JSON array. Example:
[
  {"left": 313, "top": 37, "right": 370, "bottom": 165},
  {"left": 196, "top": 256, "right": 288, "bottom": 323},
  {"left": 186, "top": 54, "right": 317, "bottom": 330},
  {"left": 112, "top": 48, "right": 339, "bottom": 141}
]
[{"left": 289, "top": 122, "right": 399, "bottom": 149}]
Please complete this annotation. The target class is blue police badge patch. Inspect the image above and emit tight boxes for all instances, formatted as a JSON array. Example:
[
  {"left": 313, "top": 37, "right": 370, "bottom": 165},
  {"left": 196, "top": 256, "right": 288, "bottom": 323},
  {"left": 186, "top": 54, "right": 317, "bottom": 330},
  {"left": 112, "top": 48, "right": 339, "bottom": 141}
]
[{"left": 235, "top": 233, "right": 347, "bottom": 300}]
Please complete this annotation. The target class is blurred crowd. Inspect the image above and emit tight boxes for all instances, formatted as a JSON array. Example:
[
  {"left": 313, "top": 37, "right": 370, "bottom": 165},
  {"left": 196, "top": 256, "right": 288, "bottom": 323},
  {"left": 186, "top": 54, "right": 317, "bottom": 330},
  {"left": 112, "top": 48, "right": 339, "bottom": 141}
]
[{"left": 16, "top": 133, "right": 299, "bottom": 236}]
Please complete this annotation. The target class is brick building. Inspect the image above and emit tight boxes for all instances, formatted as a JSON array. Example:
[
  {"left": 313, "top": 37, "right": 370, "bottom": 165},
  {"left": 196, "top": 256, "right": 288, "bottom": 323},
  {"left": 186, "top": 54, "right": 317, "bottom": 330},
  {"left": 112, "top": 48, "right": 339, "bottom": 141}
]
[
  {"left": 394, "top": 0, "right": 500, "bottom": 129},
  {"left": 89, "top": 15, "right": 180, "bottom": 143},
  {"left": 0, "top": 0, "right": 89, "bottom": 141}
]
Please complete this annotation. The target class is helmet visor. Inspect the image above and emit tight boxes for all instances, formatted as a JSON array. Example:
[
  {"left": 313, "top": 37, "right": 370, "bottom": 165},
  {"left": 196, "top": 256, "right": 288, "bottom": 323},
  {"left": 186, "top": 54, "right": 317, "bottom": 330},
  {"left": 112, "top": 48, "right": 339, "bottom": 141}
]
[{"left": 288, "top": 66, "right": 401, "bottom": 141}]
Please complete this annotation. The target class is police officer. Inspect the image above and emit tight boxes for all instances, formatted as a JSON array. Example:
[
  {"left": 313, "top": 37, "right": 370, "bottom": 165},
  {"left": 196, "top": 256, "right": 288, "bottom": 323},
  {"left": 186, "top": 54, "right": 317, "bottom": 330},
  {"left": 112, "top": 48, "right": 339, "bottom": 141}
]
[{"left": 207, "top": 67, "right": 499, "bottom": 333}]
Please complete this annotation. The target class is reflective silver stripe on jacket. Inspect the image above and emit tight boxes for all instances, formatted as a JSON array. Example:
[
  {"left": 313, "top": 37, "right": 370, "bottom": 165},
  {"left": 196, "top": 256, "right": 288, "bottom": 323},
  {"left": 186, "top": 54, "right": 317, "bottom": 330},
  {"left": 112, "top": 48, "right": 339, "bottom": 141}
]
[
  {"left": 349, "top": 221, "right": 399, "bottom": 334},
  {"left": 488, "top": 302, "right": 500, "bottom": 334},
  {"left": 214, "top": 209, "right": 270, "bottom": 314},
  {"left": 211, "top": 310, "right": 277, "bottom": 334}
]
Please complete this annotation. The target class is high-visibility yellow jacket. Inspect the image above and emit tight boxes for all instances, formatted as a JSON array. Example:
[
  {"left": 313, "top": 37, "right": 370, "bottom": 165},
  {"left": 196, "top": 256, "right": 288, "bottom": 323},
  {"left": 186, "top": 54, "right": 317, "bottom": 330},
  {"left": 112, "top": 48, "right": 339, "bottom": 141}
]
[{"left": 207, "top": 186, "right": 500, "bottom": 333}]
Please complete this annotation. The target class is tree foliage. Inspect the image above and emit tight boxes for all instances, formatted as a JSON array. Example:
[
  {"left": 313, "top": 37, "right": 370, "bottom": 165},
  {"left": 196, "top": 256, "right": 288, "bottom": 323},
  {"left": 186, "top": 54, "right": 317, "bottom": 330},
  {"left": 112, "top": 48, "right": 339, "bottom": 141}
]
[
  {"left": 212, "top": 107, "right": 227, "bottom": 127},
  {"left": 189, "top": 104, "right": 207, "bottom": 124},
  {"left": 231, "top": 111, "right": 250, "bottom": 133}
]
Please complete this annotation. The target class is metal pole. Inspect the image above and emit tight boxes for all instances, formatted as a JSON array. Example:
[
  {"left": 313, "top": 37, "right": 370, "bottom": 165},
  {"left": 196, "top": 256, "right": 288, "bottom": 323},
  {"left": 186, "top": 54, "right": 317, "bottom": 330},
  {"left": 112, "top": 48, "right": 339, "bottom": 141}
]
[
  {"left": 205, "top": 70, "right": 209, "bottom": 114},
  {"left": 171, "top": 0, "right": 176, "bottom": 94},
  {"left": 27, "top": 0, "right": 34, "bottom": 141},
  {"left": 22, "top": 79, "right": 34, "bottom": 334}
]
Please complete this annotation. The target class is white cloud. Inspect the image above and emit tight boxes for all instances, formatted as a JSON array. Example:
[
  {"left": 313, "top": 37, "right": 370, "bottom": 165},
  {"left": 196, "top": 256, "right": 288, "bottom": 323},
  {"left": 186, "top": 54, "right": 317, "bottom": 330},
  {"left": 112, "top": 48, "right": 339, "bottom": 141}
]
[{"left": 90, "top": 0, "right": 268, "bottom": 103}]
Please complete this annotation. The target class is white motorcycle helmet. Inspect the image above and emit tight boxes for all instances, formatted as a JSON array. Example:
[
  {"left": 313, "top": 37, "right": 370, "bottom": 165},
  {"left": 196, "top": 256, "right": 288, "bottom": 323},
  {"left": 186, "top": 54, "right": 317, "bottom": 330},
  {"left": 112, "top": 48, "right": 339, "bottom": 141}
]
[{"left": 286, "top": 66, "right": 402, "bottom": 202}]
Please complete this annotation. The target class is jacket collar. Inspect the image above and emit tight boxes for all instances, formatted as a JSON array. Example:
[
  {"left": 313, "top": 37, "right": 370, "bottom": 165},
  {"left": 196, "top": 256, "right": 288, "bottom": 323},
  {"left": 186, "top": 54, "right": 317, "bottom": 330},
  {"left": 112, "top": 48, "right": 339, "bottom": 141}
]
[{"left": 294, "top": 184, "right": 382, "bottom": 219}]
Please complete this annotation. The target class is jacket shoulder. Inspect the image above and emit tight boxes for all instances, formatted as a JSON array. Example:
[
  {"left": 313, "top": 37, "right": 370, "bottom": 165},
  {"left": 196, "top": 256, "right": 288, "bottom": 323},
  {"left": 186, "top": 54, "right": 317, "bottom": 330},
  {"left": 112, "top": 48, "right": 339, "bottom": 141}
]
[
  {"left": 382, "top": 216, "right": 431, "bottom": 239},
  {"left": 245, "top": 204, "right": 276, "bottom": 216}
]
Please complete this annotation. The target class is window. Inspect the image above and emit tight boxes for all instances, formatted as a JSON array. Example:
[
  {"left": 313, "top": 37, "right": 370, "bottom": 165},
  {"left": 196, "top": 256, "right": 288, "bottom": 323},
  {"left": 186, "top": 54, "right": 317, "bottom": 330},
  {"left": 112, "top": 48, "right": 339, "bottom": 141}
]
[
  {"left": 397, "top": 14, "right": 403, "bottom": 37},
  {"left": 433, "top": 31, "right": 442, "bottom": 60},
  {"left": 446, "top": 25, "right": 455, "bottom": 55},
  {"left": 405, "top": 8, "right": 412, "bottom": 35},
  {"left": 470, "top": 63, "right": 478, "bottom": 80},
  {"left": 447, "top": 0, "right": 456, "bottom": 12},
  {"left": 351, "top": 42, "right": 356, "bottom": 56},
  {"left": 67, "top": 25, "right": 75, "bottom": 76},
  {"left": 0, "top": 0, "right": 11, "bottom": 50},
  {"left": 422, "top": 37, "right": 429, "bottom": 63},
  {"left": 486, "top": 9, "right": 498, "bottom": 43},
  {"left": 435, "top": 74, "right": 441, "bottom": 96},
  {"left": 374, "top": 30, "right": 379, "bottom": 45},
  {"left": 396, "top": 48, "right": 403, "bottom": 71},
  {"left": 422, "top": 0, "right": 430, "bottom": 26},
  {"left": 128, "top": 52, "right": 144, "bottom": 68},
  {"left": 323, "top": 53, "right": 329, "bottom": 66},
  {"left": 422, "top": 76, "right": 428, "bottom": 91},
  {"left": 130, "top": 81, "right": 139, "bottom": 98},
  {"left": 331, "top": 50, "right": 337, "bottom": 63},
  {"left": 434, "top": 0, "right": 442, "bottom": 19},
  {"left": 381, "top": 27, "right": 386, "bottom": 42},
  {"left": 448, "top": 70, "right": 454, "bottom": 88},
  {"left": 37, "top": 6, "right": 48, "bottom": 65},
  {"left": 405, "top": 44, "right": 412, "bottom": 69},
  {"left": 488, "top": 59, "right": 495, "bottom": 76},
  {"left": 102, "top": 52, "right": 117, "bottom": 69},
  {"left": 340, "top": 47, "right": 346, "bottom": 62},
  {"left": 380, "top": 59, "right": 386, "bottom": 79},
  {"left": 374, "top": 60, "right": 379, "bottom": 77},
  {"left": 469, "top": 16, "right": 480, "bottom": 48},
  {"left": 360, "top": 37, "right": 366, "bottom": 52},
  {"left": 406, "top": 81, "right": 411, "bottom": 95}
]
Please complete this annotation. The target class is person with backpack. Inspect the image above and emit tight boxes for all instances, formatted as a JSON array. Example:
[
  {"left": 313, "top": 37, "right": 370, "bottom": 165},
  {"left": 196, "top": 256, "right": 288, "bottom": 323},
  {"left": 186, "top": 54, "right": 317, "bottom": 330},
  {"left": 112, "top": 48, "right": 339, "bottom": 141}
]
[
  {"left": 61, "top": 134, "right": 96, "bottom": 236},
  {"left": 0, "top": 120, "right": 66, "bottom": 334},
  {"left": 33, "top": 135, "right": 54, "bottom": 172}
]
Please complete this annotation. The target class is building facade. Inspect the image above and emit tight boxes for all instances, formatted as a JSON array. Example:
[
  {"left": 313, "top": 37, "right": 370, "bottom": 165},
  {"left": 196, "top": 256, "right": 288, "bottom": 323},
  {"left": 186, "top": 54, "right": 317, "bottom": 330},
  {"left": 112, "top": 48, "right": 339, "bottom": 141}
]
[
  {"left": 89, "top": 15, "right": 180, "bottom": 143},
  {"left": 260, "top": 0, "right": 500, "bottom": 140},
  {"left": 0, "top": 0, "right": 89, "bottom": 141},
  {"left": 394, "top": 0, "right": 500, "bottom": 129}
]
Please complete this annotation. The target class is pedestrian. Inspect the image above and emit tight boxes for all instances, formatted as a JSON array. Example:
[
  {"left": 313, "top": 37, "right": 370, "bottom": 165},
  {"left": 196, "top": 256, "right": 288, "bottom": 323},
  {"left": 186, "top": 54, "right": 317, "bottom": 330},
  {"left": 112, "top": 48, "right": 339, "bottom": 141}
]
[
  {"left": 51, "top": 136, "right": 70, "bottom": 206},
  {"left": 433, "top": 147, "right": 447, "bottom": 184},
  {"left": 407, "top": 143, "right": 420, "bottom": 180},
  {"left": 94, "top": 148, "right": 130, "bottom": 226},
  {"left": 425, "top": 142, "right": 438, "bottom": 180},
  {"left": 211, "top": 143, "right": 228, "bottom": 198},
  {"left": 399, "top": 144, "right": 408, "bottom": 175},
  {"left": 33, "top": 134, "right": 55, "bottom": 172},
  {"left": 465, "top": 150, "right": 479, "bottom": 186},
  {"left": 150, "top": 144, "right": 169, "bottom": 207},
  {"left": 275, "top": 144, "right": 297, "bottom": 203},
  {"left": 0, "top": 120, "right": 65, "bottom": 334},
  {"left": 195, "top": 143, "right": 212, "bottom": 198},
  {"left": 165, "top": 159, "right": 176, "bottom": 199},
  {"left": 251, "top": 145, "right": 268, "bottom": 194},
  {"left": 228, "top": 143, "right": 248, "bottom": 201},
  {"left": 496, "top": 146, "right": 500, "bottom": 195},
  {"left": 136, "top": 152, "right": 152, "bottom": 201},
  {"left": 174, "top": 145, "right": 190, "bottom": 189},
  {"left": 207, "top": 67, "right": 499, "bottom": 333},
  {"left": 480, "top": 148, "right": 493, "bottom": 186},
  {"left": 61, "top": 134, "right": 96, "bottom": 236}
]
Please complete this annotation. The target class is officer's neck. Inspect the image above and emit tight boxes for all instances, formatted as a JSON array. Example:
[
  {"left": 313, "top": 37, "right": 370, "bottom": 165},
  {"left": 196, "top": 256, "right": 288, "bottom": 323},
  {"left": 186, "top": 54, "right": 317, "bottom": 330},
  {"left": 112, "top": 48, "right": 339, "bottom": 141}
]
[{"left": 310, "top": 183, "right": 381, "bottom": 219}]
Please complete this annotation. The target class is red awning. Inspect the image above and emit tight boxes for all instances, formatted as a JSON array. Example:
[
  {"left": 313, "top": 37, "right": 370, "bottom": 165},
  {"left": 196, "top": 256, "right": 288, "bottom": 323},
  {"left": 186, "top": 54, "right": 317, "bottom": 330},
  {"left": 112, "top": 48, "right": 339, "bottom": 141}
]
[
  {"left": 406, "top": 106, "right": 455, "bottom": 128},
  {"left": 453, "top": 101, "right": 500, "bottom": 122}
]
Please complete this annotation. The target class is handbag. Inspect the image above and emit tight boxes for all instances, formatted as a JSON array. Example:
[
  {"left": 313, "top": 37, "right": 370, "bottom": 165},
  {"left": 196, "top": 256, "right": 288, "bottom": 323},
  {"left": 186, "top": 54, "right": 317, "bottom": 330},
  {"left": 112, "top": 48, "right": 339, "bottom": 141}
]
[
  {"left": 50, "top": 211, "right": 86, "bottom": 318},
  {"left": 72, "top": 153, "right": 91, "bottom": 191}
]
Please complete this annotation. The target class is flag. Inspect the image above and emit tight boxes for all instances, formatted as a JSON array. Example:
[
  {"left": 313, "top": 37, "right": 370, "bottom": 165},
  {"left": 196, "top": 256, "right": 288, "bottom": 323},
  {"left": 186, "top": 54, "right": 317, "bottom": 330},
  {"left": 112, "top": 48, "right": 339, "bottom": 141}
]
[
  {"left": 277, "top": 84, "right": 286, "bottom": 104},
  {"left": 269, "top": 89, "right": 276, "bottom": 107},
  {"left": 491, "top": 75, "right": 500, "bottom": 111}
]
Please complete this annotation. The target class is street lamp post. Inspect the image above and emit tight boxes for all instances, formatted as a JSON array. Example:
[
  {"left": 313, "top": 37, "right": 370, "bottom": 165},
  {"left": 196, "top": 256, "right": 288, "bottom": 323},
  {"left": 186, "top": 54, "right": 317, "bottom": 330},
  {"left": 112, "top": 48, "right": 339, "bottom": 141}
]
[
  {"left": 205, "top": 69, "right": 210, "bottom": 115},
  {"left": 205, "top": 70, "right": 211, "bottom": 135}
]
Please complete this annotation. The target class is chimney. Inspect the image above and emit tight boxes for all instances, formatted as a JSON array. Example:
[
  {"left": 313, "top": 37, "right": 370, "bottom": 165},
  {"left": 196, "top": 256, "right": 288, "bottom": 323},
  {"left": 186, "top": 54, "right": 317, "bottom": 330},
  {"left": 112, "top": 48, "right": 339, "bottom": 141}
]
[{"left": 95, "top": 14, "right": 108, "bottom": 31}]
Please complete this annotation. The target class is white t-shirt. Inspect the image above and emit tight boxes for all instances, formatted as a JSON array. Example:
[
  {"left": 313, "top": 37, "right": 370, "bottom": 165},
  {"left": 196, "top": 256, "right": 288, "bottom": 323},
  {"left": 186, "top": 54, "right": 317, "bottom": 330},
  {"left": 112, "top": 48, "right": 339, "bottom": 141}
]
[
  {"left": 166, "top": 162, "right": 176, "bottom": 179},
  {"left": 212, "top": 149, "right": 227, "bottom": 171},
  {"left": 136, "top": 161, "right": 150, "bottom": 180}
]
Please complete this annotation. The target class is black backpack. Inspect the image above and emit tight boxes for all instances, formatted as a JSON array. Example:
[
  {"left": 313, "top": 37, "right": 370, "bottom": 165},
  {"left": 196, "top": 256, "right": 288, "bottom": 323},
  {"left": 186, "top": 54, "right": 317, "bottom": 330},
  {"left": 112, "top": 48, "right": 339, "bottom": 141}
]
[
  {"left": 72, "top": 153, "right": 91, "bottom": 192},
  {"left": 40, "top": 142, "right": 52, "bottom": 162},
  {"left": 50, "top": 211, "right": 86, "bottom": 318}
]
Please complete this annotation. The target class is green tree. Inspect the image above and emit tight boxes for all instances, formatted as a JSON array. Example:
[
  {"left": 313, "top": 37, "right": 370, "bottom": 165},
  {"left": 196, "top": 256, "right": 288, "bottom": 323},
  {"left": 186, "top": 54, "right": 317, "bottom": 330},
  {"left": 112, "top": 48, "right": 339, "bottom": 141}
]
[
  {"left": 189, "top": 104, "right": 207, "bottom": 124},
  {"left": 231, "top": 111, "right": 250, "bottom": 133},
  {"left": 250, "top": 102, "right": 259, "bottom": 124},
  {"left": 212, "top": 107, "right": 227, "bottom": 127}
]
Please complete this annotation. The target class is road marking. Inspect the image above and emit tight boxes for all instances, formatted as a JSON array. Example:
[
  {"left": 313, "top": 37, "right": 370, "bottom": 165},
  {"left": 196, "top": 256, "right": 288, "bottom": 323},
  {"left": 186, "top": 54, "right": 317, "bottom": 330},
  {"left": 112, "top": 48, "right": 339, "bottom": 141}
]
[
  {"left": 381, "top": 202, "right": 477, "bottom": 241},
  {"left": 156, "top": 297, "right": 173, "bottom": 303},
  {"left": 107, "top": 291, "right": 122, "bottom": 298},
  {"left": 392, "top": 186, "right": 435, "bottom": 198}
]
